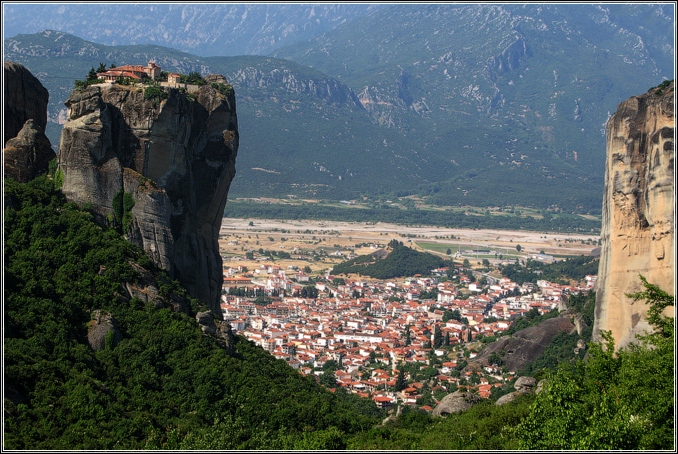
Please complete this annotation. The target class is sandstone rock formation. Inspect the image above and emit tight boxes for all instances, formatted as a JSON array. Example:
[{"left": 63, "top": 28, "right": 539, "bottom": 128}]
[
  {"left": 195, "top": 310, "right": 236, "bottom": 354},
  {"left": 594, "top": 81, "right": 674, "bottom": 350},
  {"left": 3, "top": 119, "right": 55, "bottom": 183},
  {"left": 4, "top": 62, "right": 49, "bottom": 144},
  {"left": 58, "top": 81, "right": 238, "bottom": 316},
  {"left": 3, "top": 62, "right": 55, "bottom": 182},
  {"left": 122, "top": 262, "right": 192, "bottom": 314}
]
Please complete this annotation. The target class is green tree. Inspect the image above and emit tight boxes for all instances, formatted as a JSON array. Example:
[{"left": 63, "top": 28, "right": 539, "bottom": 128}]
[
  {"left": 181, "top": 72, "right": 206, "bottom": 85},
  {"left": 87, "top": 67, "right": 98, "bottom": 81},
  {"left": 319, "top": 369, "right": 338, "bottom": 388},
  {"left": 514, "top": 277, "right": 674, "bottom": 450},
  {"left": 432, "top": 324, "right": 443, "bottom": 348},
  {"left": 403, "top": 324, "right": 412, "bottom": 346},
  {"left": 394, "top": 368, "right": 408, "bottom": 392},
  {"left": 112, "top": 189, "right": 135, "bottom": 234},
  {"left": 487, "top": 352, "right": 503, "bottom": 366}
]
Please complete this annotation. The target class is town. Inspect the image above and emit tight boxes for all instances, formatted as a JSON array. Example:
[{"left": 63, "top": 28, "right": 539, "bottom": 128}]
[{"left": 217, "top": 218, "right": 598, "bottom": 413}]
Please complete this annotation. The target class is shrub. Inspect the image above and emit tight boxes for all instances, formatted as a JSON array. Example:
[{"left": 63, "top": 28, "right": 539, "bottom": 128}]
[{"left": 144, "top": 84, "right": 167, "bottom": 103}]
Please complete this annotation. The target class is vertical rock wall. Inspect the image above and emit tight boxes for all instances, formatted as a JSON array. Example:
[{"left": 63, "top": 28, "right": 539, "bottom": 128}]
[
  {"left": 58, "top": 82, "right": 238, "bottom": 316},
  {"left": 3, "top": 62, "right": 49, "bottom": 145},
  {"left": 594, "top": 81, "right": 674, "bottom": 349},
  {"left": 3, "top": 62, "right": 55, "bottom": 182}
]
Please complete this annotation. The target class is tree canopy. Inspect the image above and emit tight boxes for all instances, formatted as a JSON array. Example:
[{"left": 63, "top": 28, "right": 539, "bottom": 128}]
[
  {"left": 3, "top": 175, "right": 383, "bottom": 449},
  {"left": 332, "top": 243, "right": 449, "bottom": 279},
  {"left": 514, "top": 277, "right": 674, "bottom": 450}
]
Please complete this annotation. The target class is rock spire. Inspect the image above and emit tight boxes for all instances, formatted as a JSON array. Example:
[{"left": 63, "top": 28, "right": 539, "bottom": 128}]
[
  {"left": 593, "top": 81, "right": 674, "bottom": 349},
  {"left": 58, "top": 80, "right": 238, "bottom": 316}
]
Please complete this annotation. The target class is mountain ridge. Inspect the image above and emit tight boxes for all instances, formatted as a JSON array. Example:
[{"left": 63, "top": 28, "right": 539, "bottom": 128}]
[
  {"left": 2, "top": 3, "right": 380, "bottom": 57},
  {"left": 3, "top": 3, "right": 674, "bottom": 212}
]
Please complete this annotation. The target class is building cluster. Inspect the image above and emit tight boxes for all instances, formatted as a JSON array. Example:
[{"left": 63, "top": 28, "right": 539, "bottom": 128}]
[
  {"left": 220, "top": 260, "right": 592, "bottom": 411},
  {"left": 97, "top": 61, "right": 163, "bottom": 82},
  {"left": 96, "top": 61, "right": 184, "bottom": 86}
]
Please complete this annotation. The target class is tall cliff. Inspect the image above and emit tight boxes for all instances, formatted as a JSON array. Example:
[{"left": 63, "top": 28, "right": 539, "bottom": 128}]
[
  {"left": 3, "top": 62, "right": 55, "bottom": 182},
  {"left": 58, "top": 80, "right": 238, "bottom": 316},
  {"left": 594, "top": 80, "right": 674, "bottom": 349}
]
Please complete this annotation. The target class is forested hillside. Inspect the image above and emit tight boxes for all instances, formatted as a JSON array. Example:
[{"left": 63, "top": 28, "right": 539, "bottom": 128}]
[
  {"left": 2, "top": 174, "right": 382, "bottom": 449},
  {"left": 331, "top": 240, "right": 449, "bottom": 279}
]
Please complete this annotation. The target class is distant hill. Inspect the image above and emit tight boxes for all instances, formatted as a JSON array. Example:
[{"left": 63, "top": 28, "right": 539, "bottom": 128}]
[{"left": 331, "top": 241, "right": 449, "bottom": 279}]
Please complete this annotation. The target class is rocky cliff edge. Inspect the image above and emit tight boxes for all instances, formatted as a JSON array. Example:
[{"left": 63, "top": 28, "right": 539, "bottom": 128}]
[{"left": 58, "top": 81, "right": 238, "bottom": 316}]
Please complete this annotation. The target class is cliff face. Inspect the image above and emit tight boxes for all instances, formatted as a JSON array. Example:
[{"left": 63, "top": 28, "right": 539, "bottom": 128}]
[
  {"left": 58, "top": 81, "right": 238, "bottom": 316},
  {"left": 3, "top": 62, "right": 55, "bottom": 182},
  {"left": 594, "top": 81, "right": 674, "bottom": 349},
  {"left": 4, "top": 62, "right": 49, "bottom": 144}
]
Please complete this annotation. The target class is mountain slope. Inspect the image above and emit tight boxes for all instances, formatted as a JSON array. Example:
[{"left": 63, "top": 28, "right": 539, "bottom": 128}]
[
  {"left": 272, "top": 3, "right": 674, "bottom": 209},
  {"left": 2, "top": 3, "right": 380, "bottom": 57},
  {"left": 3, "top": 32, "right": 454, "bottom": 201},
  {"left": 3, "top": 2, "right": 674, "bottom": 211}
]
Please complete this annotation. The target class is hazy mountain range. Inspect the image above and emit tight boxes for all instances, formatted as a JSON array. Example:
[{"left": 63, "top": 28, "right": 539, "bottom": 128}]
[
  {"left": 1, "top": 3, "right": 380, "bottom": 56},
  {"left": 3, "top": 3, "right": 675, "bottom": 212}
]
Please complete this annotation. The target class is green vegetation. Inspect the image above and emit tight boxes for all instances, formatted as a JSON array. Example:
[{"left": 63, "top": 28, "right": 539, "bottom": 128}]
[
  {"left": 211, "top": 82, "right": 234, "bottom": 97},
  {"left": 180, "top": 71, "right": 206, "bottom": 85},
  {"left": 652, "top": 79, "right": 674, "bottom": 97},
  {"left": 2, "top": 176, "right": 673, "bottom": 450},
  {"left": 224, "top": 200, "right": 601, "bottom": 233},
  {"left": 332, "top": 240, "right": 450, "bottom": 279},
  {"left": 3, "top": 176, "right": 383, "bottom": 449},
  {"left": 143, "top": 81, "right": 168, "bottom": 104},
  {"left": 111, "top": 189, "right": 135, "bottom": 234},
  {"left": 498, "top": 255, "right": 600, "bottom": 285},
  {"left": 514, "top": 277, "right": 674, "bottom": 449},
  {"left": 74, "top": 70, "right": 105, "bottom": 89},
  {"left": 515, "top": 292, "right": 596, "bottom": 377},
  {"left": 347, "top": 395, "right": 535, "bottom": 449}
]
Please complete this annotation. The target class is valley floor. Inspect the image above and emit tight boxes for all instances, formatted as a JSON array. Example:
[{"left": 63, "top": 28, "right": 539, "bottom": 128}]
[{"left": 220, "top": 217, "right": 599, "bottom": 274}]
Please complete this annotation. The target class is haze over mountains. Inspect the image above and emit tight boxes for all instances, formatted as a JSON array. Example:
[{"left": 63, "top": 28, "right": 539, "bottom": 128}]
[
  {"left": 2, "top": 3, "right": 379, "bottom": 56},
  {"left": 3, "top": 3, "right": 675, "bottom": 212}
]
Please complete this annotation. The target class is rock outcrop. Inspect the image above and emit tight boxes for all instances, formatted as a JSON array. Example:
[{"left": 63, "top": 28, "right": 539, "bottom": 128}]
[
  {"left": 432, "top": 391, "right": 481, "bottom": 417},
  {"left": 469, "top": 316, "right": 577, "bottom": 372},
  {"left": 4, "top": 62, "right": 49, "bottom": 143},
  {"left": 87, "top": 310, "right": 123, "bottom": 351},
  {"left": 495, "top": 376, "right": 541, "bottom": 406},
  {"left": 594, "top": 81, "right": 674, "bottom": 350},
  {"left": 58, "top": 81, "right": 239, "bottom": 316},
  {"left": 3, "top": 62, "right": 55, "bottom": 182}
]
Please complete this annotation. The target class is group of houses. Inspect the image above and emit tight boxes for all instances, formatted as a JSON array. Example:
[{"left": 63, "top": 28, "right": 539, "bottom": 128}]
[
  {"left": 219, "top": 261, "right": 592, "bottom": 410},
  {"left": 96, "top": 61, "right": 183, "bottom": 86}
]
